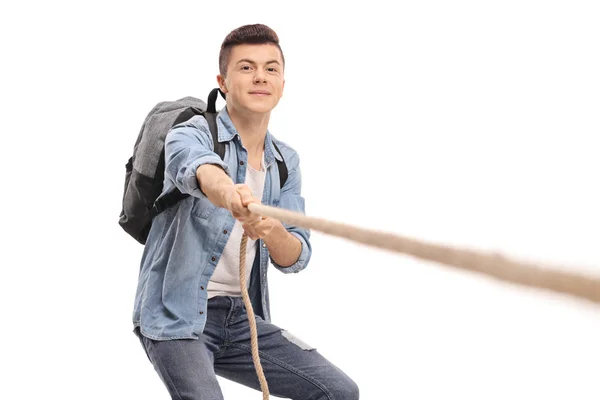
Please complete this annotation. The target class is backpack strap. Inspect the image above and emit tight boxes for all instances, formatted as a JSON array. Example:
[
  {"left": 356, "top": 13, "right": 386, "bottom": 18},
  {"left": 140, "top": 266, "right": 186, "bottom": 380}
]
[
  {"left": 272, "top": 141, "right": 288, "bottom": 189},
  {"left": 204, "top": 111, "right": 225, "bottom": 159},
  {"left": 150, "top": 187, "right": 188, "bottom": 217},
  {"left": 207, "top": 88, "right": 223, "bottom": 113},
  {"left": 206, "top": 88, "right": 225, "bottom": 158}
]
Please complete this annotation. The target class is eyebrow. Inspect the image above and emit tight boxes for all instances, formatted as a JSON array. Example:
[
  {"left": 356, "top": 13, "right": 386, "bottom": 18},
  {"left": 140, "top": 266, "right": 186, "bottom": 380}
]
[{"left": 236, "top": 59, "right": 281, "bottom": 66}]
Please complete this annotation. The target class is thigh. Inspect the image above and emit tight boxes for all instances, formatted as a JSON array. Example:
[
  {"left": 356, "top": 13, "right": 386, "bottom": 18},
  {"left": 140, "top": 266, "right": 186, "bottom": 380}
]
[
  {"left": 214, "top": 318, "right": 359, "bottom": 400},
  {"left": 135, "top": 328, "right": 224, "bottom": 400}
]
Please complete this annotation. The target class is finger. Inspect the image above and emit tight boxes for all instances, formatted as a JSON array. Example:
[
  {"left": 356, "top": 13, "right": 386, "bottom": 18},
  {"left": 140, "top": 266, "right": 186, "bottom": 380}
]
[
  {"left": 243, "top": 224, "right": 258, "bottom": 240},
  {"left": 243, "top": 222, "right": 257, "bottom": 233},
  {"left": 230, "top": 198, "right": 252, "bottom": 220},
  {"left": 235, "top": 211, "right": 260, "bottom": 224},
  {"left": 236, "top": 186, "right": 255, "bottom": 207},
  {"left": 246, "top": 215, "right": 264, "bottom": 226}
]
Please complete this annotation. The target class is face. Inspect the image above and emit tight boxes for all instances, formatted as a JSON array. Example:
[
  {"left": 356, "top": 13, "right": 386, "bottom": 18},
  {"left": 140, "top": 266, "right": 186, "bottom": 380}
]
[{"left": 217, "top": 43, "right": 285, "bottom": 115}]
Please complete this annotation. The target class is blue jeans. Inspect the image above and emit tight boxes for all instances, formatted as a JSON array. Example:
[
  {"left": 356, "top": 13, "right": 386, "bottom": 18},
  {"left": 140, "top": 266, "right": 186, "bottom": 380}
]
[{"left": 134, "top": 296, "right": 359, "bottom": 400}]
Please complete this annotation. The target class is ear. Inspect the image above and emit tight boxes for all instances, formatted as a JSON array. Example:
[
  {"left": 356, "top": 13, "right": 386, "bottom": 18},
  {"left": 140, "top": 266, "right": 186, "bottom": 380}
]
[{"left": 216, "top": 74, "right": 228, "bottom": 94}]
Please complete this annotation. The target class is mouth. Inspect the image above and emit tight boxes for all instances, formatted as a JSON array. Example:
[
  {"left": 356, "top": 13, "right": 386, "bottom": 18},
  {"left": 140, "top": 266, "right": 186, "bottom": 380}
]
[{"left": 249, "top": 91, "right": 271, "bottom": 96}]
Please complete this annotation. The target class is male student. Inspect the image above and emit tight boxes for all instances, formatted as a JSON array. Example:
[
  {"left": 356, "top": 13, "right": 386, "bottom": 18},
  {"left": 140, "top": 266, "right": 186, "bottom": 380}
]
[{"left": 132, "top": 24, "right": 359, "bottom": 399}]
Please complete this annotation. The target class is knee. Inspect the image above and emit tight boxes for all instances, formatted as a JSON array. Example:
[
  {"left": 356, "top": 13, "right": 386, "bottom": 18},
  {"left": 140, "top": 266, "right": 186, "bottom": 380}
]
[{"left": 328, "top": 376, "right": 359, "bottom": 400}]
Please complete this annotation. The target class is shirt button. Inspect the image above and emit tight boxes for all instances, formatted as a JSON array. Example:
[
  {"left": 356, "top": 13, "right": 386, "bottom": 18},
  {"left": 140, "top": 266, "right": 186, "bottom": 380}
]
[
  {"left": 211, "top": 256, "right": 216, "bottom": 262},
  {"left": 223, "top": 230, "right": 228, "bottom": 234},
  {"left": 262, "top": 243, "right": 267, "bottom": 248},
  {"left": 200, "top": 286, "right": 205, "bottom": 290},
  {"left": 199, "top": 311, "right": 204, "bottom": 314},
  {"left": 239, "top": 161, "right": 244, "bottom": 166}
]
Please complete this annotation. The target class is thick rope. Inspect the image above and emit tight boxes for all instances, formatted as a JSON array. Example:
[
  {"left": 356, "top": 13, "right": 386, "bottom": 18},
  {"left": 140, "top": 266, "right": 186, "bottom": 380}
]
[
  {"left": 247, "top": 203, "right": 600, "bottom": 305},
  {"left": 239, "top": 202, "right": 600, "bottom": 399},
  {"left": 239, "top": 233, "right": 270, "bottom": 399}
]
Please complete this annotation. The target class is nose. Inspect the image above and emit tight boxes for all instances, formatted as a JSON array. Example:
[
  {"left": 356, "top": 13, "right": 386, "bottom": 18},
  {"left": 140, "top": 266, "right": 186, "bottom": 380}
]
[{"left": 253, "top": 69, "right": 267, "bottom": 84}]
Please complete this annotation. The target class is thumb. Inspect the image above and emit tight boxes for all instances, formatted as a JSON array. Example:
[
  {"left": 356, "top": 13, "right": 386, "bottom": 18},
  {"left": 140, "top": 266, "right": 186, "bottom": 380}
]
[{"left": 236, "top": 187, "right": 254, "bottom": 206}]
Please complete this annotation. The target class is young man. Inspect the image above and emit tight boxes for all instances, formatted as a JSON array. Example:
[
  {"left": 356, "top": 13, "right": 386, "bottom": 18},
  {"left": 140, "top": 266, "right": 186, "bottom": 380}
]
[{"left": 131, "top": 24, "right": 359, "bottom": 400}]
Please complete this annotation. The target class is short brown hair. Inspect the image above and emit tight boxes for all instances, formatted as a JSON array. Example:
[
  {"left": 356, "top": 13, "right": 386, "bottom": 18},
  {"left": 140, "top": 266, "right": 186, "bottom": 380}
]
[{"left": 219, "top": 24, "right": 285, "bottom": 76}]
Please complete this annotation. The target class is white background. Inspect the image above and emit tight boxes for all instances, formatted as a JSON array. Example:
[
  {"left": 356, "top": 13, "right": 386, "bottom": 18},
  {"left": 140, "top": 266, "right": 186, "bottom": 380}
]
[{"left": 2, "top": 0, "right": 599, "bottom": 399}]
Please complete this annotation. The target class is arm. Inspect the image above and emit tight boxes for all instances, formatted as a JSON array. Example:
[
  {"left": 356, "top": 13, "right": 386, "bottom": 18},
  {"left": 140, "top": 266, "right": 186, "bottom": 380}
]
[
  {"left": 164, "top": 119, "right": 230, "bottom": 200},
  {"left": 196, "top": 164, "right": 259, "bottom": 223},
  {"left": 243, "top": 217, "right": 302, "bottom": 267},
  {"left": 241, "top": 148, "right": 312, "bottom": 273},
  {"left": 164, "top": 119, "right": 259, "bottom": 222},
  {"left": 195, "top": 164, "right": 234, "bottom": 209},
  {"left": 263, "top": 220, "right": 302, "bottom": 267}
]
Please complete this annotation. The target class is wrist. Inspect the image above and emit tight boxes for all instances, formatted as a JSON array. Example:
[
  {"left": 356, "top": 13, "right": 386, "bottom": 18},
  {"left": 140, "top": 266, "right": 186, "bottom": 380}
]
[
  {"left": 196, "top": 164, "right": 235, "bottom": 209},
  {"left": 219, "top": 184, "right": 237, "bottom": 210},
  {"left": 263, "top": 218, "right": 284, "bottom": 241}
]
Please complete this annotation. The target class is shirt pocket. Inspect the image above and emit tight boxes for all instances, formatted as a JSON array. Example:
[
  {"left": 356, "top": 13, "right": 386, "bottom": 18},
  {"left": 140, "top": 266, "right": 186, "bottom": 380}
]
[{"left": 191, "top": 196, "right": 218, "bottom": 219}]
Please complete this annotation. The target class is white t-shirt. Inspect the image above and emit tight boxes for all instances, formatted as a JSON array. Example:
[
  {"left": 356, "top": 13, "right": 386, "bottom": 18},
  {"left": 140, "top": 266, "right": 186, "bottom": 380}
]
[{"left": 207, "top": 156, "right": 266, "bottom": 299}]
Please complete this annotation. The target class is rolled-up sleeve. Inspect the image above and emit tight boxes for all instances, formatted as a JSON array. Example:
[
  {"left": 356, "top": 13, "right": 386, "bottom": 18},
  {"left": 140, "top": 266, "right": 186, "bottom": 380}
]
[
  {"left": 270, "top": 149, "right": 312, "bottom": 274},
  {"left": 164, "top": 118, "right": 230, "bottom": 199}
]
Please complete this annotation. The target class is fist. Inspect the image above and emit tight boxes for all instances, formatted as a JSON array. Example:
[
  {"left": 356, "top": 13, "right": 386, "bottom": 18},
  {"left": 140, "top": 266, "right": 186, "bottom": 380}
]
[
  {"left": 243, "top": 217, "right": 277, "bottom": 240},
  {"left": 223, "top": 184, "right": 261, "bottom": 223}
]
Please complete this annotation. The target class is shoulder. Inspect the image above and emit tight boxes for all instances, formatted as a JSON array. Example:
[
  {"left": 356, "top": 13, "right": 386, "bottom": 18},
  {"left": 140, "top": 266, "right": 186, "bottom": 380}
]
[
  {"left": 271, "top": 136, "right": 301, "bottom": 168},
  {"left": 170, "top": 115, "right": 210, "bottom": 133},
  {"left": 167, "top": 115, "right": 213, "bottom": 146}
]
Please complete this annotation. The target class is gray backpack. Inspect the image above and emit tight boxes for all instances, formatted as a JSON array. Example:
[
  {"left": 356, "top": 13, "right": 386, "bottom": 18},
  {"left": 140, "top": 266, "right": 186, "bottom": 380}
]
[{"left": 119, "top": 88, "right": 288, "bottom": 244}]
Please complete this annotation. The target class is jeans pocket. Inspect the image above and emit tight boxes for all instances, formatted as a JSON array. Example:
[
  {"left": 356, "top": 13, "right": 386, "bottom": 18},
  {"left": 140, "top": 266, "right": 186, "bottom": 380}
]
[{"left": 133, "top": 327, "right": 153, "bottom": 363}]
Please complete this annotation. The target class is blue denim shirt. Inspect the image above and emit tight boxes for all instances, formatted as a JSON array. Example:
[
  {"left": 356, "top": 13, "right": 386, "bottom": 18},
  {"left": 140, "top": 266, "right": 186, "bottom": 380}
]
[{"left": 132, "top": 107, "right": 312, "bottom": 340}]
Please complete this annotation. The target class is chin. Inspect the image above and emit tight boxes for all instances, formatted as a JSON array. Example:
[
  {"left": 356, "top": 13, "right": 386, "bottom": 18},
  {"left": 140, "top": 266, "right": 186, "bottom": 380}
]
[
  {"left": 246, "top": 103, "right": 276, "bottom": 114},
  {"left": 243, "top": 94, "right": 279, "bottom": 112},
  {"left": 251, "top": 106, "right": 274, "bottom": 114}
]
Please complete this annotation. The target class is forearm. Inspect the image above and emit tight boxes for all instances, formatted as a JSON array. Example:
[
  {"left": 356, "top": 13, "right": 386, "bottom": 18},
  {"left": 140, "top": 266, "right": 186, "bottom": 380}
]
[
  {"left": 263, "top": 221, "right": 302, "bottom": 267},
  {"left": 196, "top": 164, "right": 235, "bottom": 208}
]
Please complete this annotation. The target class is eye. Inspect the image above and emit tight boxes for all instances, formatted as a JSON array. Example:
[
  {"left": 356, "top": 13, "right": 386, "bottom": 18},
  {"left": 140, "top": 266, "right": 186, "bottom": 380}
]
[
  {"left": 267, "top": 67, "right": 279, "bottom": 73},
  {"left": 241, "top": 65, "right": 252, "bottom": 71}
]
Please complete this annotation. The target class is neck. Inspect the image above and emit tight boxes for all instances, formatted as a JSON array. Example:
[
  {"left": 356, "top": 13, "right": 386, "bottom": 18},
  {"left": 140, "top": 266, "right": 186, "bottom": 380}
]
[{"left": 226, "top": 104, "right": 270, "bottom": 154}]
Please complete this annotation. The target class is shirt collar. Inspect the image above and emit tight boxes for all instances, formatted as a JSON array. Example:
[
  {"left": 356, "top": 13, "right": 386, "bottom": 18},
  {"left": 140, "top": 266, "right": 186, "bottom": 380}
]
[{"left": 216, "top": 107, "right": 283, "bottom": 166}]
